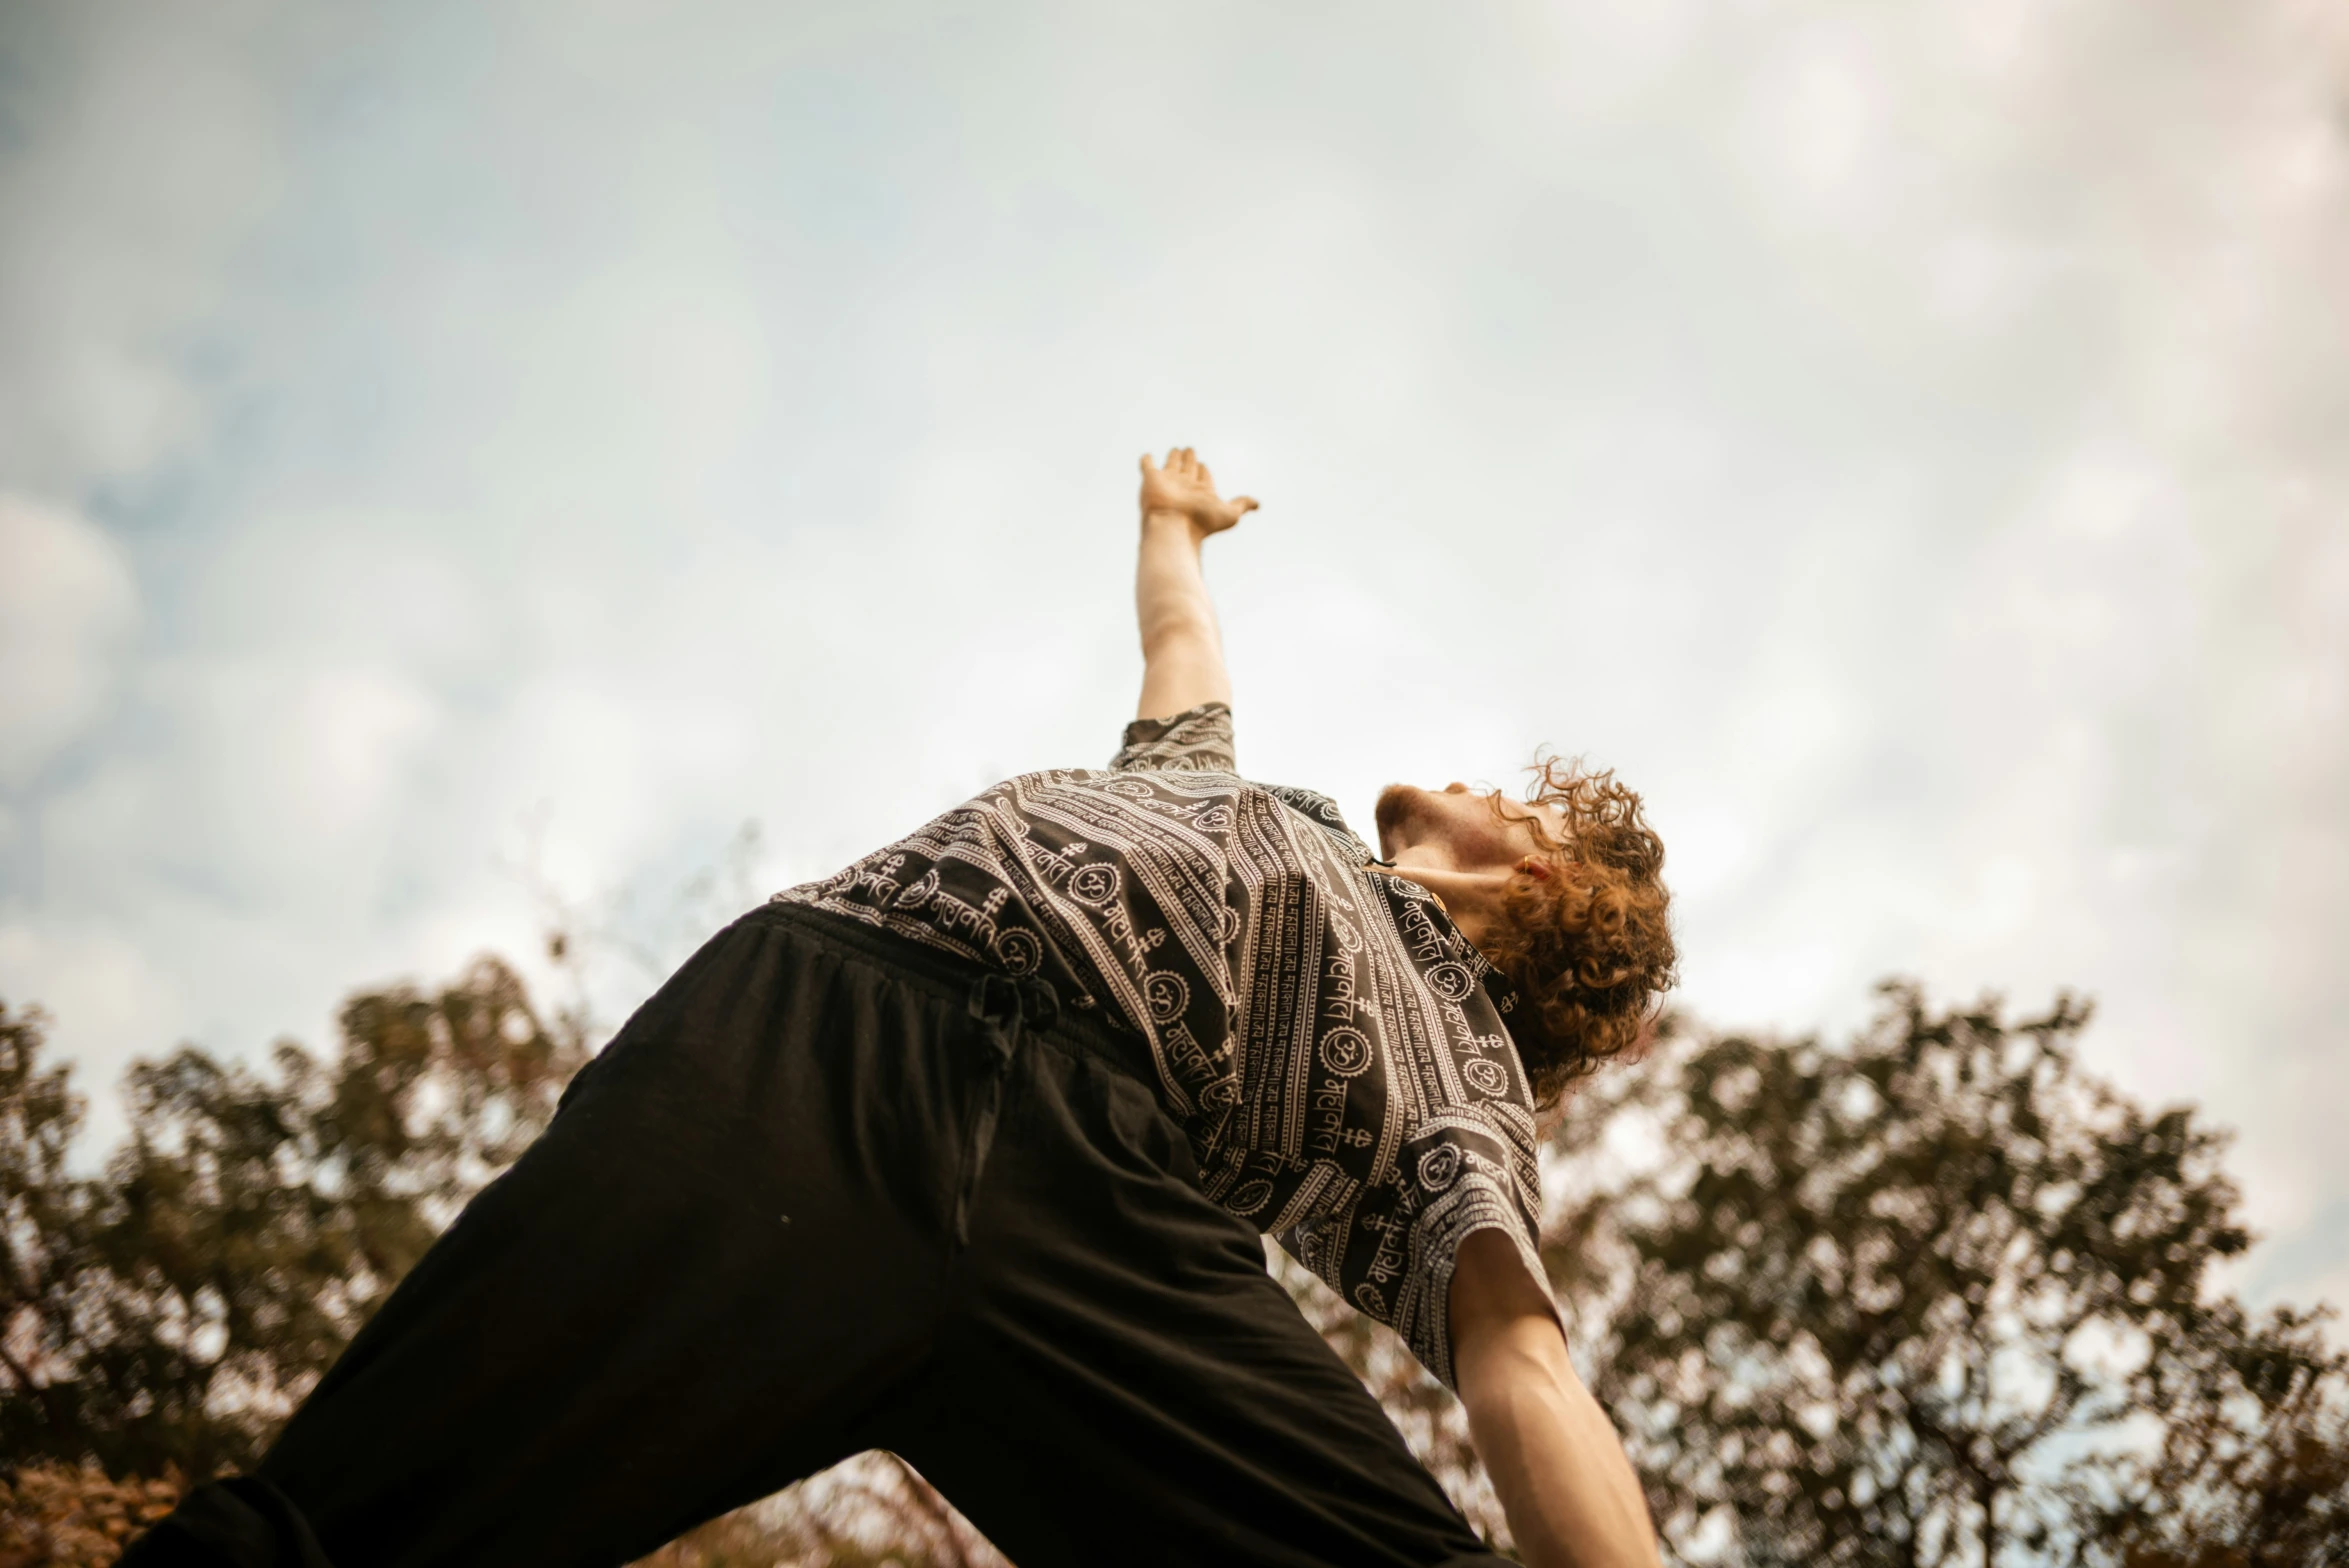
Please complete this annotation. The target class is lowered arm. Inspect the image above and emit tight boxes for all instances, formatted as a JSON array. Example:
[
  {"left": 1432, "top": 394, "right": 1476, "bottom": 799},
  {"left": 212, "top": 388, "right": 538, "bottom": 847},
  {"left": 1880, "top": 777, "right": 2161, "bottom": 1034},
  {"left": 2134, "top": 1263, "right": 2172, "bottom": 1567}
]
[{"left": 1449, "top": 1230, "right": 1661, "bottom": 1568}]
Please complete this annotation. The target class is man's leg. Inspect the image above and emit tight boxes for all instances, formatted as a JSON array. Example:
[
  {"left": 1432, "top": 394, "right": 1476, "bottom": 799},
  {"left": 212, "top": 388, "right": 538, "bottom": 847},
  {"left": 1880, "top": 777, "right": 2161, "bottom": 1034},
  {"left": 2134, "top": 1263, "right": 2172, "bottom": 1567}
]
[
  {"left": 127, "top": 908, "right": 988, "bottom": 1568},
  {"left": 870, "top": 1031, "right": 1506, "bottom": 1568}
]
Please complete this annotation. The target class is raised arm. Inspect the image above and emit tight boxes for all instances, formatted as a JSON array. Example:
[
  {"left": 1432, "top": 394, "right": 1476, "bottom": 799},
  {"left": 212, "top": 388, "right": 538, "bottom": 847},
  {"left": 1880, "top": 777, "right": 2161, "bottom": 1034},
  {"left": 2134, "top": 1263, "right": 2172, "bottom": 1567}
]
[
  {"left": 1450, "top": 1231, "right": 1662, "bottom": 1568},
  {"left": 1134, "top": 447, "right": 1255, "bottom": 722}
]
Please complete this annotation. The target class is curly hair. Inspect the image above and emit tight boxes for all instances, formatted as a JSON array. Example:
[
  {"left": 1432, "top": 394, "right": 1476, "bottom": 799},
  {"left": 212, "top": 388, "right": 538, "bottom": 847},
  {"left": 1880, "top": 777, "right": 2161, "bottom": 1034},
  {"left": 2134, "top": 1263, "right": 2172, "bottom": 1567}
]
[{"left": 1477, "top": 756, "right": 1677, "bottom": 1107}]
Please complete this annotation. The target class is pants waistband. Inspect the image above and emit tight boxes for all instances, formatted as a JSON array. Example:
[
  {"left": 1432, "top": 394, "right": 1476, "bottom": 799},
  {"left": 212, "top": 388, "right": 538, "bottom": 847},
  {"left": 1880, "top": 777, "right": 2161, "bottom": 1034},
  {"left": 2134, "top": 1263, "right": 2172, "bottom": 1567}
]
[{"left": 750, "top": 898, "right": 1159, "bottom": 1084}]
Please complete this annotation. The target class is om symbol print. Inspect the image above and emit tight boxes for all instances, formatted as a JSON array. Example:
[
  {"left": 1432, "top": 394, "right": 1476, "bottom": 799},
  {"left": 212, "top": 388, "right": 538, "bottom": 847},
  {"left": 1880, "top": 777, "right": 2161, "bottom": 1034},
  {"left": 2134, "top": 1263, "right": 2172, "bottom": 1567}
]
[{"left": 1321, "top": 1027, "right": 1372, "bottom": 1078}]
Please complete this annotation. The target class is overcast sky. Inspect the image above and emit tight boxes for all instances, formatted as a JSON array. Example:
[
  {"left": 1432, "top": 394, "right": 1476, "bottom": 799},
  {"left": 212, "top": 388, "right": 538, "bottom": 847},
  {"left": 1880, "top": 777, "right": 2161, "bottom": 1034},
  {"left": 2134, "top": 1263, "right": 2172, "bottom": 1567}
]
[{"left": 2, "top": 0, "right": 2344, "bottom": 1312}]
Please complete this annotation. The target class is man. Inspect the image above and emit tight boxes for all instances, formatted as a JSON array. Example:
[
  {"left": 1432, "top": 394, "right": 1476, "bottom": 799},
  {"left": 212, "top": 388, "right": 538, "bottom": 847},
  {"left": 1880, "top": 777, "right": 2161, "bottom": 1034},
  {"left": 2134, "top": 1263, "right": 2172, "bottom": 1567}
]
[{"left": 128, "top": 449, "right": 1676, "bottom": 1568}]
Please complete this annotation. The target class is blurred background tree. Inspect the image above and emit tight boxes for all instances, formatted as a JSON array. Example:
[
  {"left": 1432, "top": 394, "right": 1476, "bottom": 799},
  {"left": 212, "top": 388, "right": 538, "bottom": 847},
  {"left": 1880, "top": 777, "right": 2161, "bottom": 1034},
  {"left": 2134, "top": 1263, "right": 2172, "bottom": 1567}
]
[
  {"left": 1, "top": 965, "right": 583, "bottom": 1479},
  {"left": 1530, "top": 984, "right": 2349, "bottom": 1567},
  {"left": 5, "top": 961, "right": 2344, "bottom": 1565},
  {"left": 0, "top": 933, "right": 999, "bottom": 1568}
]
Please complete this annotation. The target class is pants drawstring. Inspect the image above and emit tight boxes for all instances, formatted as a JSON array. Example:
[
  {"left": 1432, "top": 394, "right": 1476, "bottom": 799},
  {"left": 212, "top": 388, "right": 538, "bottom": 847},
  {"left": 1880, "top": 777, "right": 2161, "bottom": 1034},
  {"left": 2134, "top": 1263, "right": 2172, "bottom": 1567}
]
[{"left": 955, "top": 972, "right": 1058, "bottom": 1246}]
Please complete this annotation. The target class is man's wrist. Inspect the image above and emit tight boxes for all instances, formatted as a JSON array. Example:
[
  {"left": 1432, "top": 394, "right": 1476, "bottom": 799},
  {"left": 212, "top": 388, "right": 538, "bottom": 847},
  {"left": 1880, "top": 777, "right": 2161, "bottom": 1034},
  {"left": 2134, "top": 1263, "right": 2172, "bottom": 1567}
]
[{"left": 1141, "top": 508, "right": 1209, "bottom": 546}]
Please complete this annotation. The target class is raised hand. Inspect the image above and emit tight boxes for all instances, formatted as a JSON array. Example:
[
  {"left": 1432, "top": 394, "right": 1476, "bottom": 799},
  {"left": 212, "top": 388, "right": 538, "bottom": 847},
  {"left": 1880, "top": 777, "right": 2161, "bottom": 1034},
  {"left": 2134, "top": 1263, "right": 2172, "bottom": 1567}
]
[
  {"left": 1132, "top": 447, "right": 1248, "bottom": 720},
  {"left": 1140, "top": 447, "right": 1259, "bottom": 539}
]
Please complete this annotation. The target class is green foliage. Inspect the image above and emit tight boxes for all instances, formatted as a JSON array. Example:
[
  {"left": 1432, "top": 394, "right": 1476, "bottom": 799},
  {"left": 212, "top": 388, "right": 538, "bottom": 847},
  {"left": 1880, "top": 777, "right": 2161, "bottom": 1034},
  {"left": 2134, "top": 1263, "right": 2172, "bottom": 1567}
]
[
  {"left": 8, "top": 964, "right": 2345, "bottom": 1568},
  {"left": 1, "top": 965, "right": 1005, "bottom": 1567},
  {"left": 2108, "top": 1299, "right": 2349, "bottom": 1566},
  {"left": 0, "top": 1461, "right": 184, "bottom": 1565},
  {"left": 1543, "top": 982, "right": 2349, "bottom": 1567},
  {"left": 0, "top": 963, "right": 584, "bottom": 1478}
]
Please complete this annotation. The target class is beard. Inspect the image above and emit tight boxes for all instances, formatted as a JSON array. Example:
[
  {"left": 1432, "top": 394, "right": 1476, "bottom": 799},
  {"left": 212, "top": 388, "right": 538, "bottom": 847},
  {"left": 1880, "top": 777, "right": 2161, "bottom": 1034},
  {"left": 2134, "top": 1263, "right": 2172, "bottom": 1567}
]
[{"left": 1372, "top": 783, "right": 1433, "bottom": 859}]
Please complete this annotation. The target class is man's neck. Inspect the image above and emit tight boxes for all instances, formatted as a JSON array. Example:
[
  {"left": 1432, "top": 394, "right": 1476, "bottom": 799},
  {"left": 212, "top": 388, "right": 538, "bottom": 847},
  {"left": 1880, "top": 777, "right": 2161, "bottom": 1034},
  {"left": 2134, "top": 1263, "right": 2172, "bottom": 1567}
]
[{"left": 1381, "top": 860, "right": 1510, "bottom": 956}]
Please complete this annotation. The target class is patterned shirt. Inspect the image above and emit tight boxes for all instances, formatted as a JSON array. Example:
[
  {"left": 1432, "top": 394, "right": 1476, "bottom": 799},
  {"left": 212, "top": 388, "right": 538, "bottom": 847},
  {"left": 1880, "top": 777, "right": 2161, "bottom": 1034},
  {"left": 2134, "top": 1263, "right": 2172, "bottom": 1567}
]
[{"left": 772, "top": 702, "right": 1550, "bottom": 1387}]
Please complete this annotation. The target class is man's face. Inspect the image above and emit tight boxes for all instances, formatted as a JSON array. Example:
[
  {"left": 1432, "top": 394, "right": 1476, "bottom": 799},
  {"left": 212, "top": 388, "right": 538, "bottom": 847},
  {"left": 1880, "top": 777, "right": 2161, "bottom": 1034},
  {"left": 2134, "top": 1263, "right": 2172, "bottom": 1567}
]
[{"left": 1373, "top": 782, "right": 1565, "bottom": 872}]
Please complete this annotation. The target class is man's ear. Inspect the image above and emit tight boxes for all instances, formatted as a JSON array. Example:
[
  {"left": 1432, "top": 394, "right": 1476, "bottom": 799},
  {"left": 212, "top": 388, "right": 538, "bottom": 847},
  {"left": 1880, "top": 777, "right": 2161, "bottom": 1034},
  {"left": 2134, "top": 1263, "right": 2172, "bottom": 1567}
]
[{"left": 1515, "top": 856, "right": 1551, "bottom": 881}]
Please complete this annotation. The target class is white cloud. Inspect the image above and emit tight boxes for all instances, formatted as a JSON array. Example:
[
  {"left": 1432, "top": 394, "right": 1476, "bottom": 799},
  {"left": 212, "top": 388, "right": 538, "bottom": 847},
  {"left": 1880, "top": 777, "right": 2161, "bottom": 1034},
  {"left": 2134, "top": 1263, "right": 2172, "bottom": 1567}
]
[
  {"left": 0, "top": 0, "right": 2344, "bottom": 1321},
  {"left": 0, "top": 920, "right": 182, "bottom": 1149},
  {"left": 0, "top": 1, "right": 290, "bottom": 492},
  {"left": 0, "top": 495, "right": 138, "bottom": 787}
]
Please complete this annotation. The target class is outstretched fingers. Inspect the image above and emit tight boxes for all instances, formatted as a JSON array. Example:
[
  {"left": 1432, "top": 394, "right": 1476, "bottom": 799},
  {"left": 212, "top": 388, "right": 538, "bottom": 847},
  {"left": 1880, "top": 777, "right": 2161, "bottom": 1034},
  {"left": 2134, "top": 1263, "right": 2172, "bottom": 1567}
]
[{"left": 1142, "top": 447, "right": 1253, "bottom": 508}]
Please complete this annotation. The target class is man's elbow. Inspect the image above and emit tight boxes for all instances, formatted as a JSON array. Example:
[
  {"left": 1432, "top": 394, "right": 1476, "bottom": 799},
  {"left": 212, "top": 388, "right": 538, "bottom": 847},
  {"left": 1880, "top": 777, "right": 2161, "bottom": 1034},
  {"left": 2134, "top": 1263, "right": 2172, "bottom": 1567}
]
[
  {"left": 1456, "top": 1330, "right": 1569, "bottom": 1427},
  {"left": 1137, "top": 611, "right": 1218, "bottom": 660}
]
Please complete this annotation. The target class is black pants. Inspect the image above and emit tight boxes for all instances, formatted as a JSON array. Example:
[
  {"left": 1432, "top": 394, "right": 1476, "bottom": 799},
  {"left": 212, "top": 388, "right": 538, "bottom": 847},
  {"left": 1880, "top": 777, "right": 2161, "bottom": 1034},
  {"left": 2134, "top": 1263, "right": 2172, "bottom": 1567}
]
[{"left": 124, "top": 902, "right": 1503, "bottom": 1568}]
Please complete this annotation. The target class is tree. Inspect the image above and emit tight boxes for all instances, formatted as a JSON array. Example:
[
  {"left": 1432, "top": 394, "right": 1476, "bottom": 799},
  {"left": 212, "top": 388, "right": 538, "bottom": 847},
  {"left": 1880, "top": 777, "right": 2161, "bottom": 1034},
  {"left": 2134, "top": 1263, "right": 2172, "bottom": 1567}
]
[
  {"left": 1540, "top": 983, "right": 2349, "bottom": 1567},
  {"left": 2, "top": 967, "right": 1006, "bottom": 1568},
  {"left": 12, "top": 967, "right": 2346, "bottom": 1568},
  {"left": 2103, "top": 1298, "right": 2349, "bottom": 1567},
  {"left": 0, "top": 1464, "right": 181, "bottom": 1567},
  {"left": 0, "top": 963, "right": 585, "bottom": 1477}
]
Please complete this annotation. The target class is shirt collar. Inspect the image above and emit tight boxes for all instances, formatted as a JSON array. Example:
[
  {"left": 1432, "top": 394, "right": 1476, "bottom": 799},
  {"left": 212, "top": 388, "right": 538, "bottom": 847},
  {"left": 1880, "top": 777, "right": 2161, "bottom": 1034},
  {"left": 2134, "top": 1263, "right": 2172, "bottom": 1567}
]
[{"left": 1479, "top": 961, "right": 1528, "bottom": 1022}]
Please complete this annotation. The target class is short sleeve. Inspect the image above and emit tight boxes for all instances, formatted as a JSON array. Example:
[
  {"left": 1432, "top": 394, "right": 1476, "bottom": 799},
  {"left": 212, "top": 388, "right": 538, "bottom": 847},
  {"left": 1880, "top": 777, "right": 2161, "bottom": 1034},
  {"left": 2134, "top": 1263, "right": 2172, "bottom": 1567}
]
[
  {"left": 1110, "top": 701, "right": 1237, "bottom": 773},
  {"left": 1277, "top": 1139, "right": 1558, "bottom": 1391}
]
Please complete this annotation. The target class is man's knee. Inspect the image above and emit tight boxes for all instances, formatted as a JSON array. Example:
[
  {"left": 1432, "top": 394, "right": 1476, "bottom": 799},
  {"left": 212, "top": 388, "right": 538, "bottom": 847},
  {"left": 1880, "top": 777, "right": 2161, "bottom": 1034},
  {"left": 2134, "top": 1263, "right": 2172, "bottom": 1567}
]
[{"left": 117, "top": 1476, "right": 332, "bottom": 1568}]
